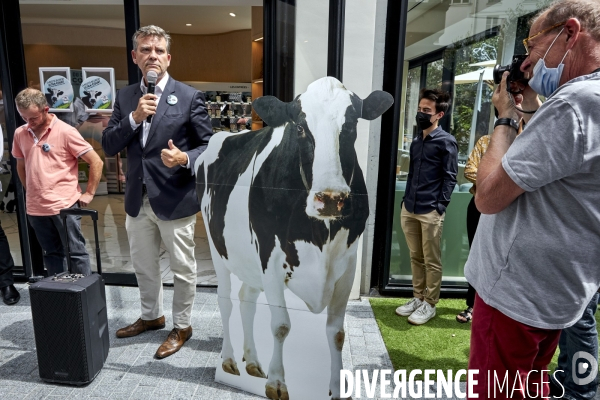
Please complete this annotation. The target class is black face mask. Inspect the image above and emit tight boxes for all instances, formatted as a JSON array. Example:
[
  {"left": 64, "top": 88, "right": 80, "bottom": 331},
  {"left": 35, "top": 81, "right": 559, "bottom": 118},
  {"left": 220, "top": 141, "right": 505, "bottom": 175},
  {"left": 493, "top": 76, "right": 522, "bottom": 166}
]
[{"left": 416, "top": 112, "right": 435, "bottom": 130}]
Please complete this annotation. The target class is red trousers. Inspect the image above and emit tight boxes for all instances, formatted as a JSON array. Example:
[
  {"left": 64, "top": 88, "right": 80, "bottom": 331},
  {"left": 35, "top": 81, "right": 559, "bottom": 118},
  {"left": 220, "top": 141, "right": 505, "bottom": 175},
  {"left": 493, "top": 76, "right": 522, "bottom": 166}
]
[{"left": 468, "top": 294, "right": 561, "bottom": 399}]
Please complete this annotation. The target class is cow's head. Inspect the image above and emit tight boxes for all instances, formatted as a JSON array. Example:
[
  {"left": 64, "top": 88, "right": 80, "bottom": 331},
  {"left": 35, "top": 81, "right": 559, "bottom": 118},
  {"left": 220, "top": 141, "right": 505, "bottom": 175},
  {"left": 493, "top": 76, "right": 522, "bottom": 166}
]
[
  {"left": 51, "top": 89, "right": 64, "bottom": 104},
  {"left": 253, "top": 77, "right": 393, "bottom": 220},
  {"left": 85, "top": 90, "right": 102, "bottom": 106}
]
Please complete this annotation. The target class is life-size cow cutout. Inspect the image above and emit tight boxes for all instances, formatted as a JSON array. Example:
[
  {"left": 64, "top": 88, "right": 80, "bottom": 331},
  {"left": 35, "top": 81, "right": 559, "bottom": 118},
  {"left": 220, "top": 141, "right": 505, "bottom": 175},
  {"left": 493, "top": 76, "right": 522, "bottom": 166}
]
[{"left": 196, "top": 77, "right": 393, "bottom": 400}]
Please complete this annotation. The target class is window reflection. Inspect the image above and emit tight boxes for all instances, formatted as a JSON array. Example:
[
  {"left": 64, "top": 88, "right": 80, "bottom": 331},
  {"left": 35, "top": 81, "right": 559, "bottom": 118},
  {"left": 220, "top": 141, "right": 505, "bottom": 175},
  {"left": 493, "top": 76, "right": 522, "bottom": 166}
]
[
  {"left": 0, "top": 80, "right": 21, "bottom": 266},
  {"left": 19, "top": 1, "right": 127, "bottom": 275},
  {"left": 391, "top": 0, "right": 552, "bottom": 284}
]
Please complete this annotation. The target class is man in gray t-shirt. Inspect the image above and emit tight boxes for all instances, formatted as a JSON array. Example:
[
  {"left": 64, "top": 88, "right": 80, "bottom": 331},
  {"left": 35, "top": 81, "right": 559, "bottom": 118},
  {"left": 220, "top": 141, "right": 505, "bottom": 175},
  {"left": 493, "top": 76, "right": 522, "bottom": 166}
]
[{"left": 464, "top": 1, "right": 600, "bottom": 397}]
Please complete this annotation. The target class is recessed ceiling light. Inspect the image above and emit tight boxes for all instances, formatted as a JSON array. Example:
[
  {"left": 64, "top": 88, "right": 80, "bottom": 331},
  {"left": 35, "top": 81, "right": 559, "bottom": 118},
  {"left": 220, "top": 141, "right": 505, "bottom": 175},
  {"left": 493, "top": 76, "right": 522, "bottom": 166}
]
[
  {"left": 304, "top": 40, "right": 308, "bottom": 43},
  {"left": 229, "top": 13, "right": 236, "bottom": 17},
  {"left": 186, "top": 23, "right": 192, "bottom": 26}
]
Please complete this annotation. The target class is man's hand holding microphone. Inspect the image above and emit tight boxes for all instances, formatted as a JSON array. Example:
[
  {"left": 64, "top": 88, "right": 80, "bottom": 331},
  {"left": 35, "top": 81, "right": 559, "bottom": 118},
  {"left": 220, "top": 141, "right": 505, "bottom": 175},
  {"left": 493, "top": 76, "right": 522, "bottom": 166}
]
[{"left": 132, "top": 70, "right": 158, "bottom": 124}]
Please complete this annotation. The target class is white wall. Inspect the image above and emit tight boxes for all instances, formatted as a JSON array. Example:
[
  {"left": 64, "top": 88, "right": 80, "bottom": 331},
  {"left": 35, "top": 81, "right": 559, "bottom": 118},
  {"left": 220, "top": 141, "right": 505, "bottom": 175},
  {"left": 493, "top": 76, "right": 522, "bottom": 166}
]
[
  {"left": 294, "top": 0, "right": 329, "bottom": 95},
  {"left": 342, "top": 0, "right": 388, "bottom": 298}
]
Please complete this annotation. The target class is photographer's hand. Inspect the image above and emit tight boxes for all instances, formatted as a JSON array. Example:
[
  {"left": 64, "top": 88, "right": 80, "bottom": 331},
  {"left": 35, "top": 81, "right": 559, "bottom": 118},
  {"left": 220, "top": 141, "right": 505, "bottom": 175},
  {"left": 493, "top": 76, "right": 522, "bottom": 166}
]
[
  {"left": 477, "top": 71, "right": 525, "bottom": 215},
  {"left": 492, "top": 72, "right": 520, "bottom": 121}
]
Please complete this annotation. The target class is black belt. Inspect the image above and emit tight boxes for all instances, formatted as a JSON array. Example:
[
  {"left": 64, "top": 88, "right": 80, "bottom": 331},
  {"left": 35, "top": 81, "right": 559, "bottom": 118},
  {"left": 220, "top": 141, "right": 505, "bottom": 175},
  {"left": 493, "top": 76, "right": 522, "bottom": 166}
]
[{"left": 142, "top": 184, "right": 147, "bottom": 195}]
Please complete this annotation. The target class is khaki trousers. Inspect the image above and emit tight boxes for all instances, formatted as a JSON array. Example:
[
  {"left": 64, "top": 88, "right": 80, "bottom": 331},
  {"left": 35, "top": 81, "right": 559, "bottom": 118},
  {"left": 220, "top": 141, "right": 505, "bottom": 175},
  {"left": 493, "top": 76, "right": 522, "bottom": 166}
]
[
  {"left": 125, "top": 195, "right": 197, "bottom": 329},
  {"left": 400, "top": 203, "right": 445, "bottom": 305}
]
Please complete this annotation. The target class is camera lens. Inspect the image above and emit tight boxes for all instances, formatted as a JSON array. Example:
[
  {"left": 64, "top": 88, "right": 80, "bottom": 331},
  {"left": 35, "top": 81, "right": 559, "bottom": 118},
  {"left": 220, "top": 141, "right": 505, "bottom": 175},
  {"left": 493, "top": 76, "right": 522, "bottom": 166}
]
[
  {"left": 493, "top": 55, "right": 528, "bottom": 86},
  {"left": 493, "top": 64, "right": 509, "bottom": 85}
]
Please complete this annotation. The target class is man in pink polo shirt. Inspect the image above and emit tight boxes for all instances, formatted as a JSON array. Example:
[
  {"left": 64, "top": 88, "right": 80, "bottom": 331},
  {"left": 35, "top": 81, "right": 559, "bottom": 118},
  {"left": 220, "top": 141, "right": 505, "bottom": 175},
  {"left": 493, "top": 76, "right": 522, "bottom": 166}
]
[{"left": 12, "top": 88, "right": 103, "bottom": 276}]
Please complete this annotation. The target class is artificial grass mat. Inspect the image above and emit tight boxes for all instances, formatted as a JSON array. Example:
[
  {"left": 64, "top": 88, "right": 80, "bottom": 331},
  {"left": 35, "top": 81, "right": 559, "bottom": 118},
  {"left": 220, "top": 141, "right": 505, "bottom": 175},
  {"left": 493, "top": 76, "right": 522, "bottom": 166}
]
[{"left": 369, "top": 298, "right": 563, "bottom": 380}]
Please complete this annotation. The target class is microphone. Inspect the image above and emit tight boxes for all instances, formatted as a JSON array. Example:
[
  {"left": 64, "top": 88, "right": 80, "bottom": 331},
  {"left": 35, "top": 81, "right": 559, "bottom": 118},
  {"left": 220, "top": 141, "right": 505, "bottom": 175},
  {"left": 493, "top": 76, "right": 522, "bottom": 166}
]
[{"left": 146, "top": 71, "right": 158, "bottom": 123}]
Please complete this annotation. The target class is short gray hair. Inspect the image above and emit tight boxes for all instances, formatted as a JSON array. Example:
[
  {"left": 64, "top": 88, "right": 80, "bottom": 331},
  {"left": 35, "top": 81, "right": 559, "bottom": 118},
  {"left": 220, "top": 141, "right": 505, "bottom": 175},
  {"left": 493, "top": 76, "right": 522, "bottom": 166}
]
[
  {"left": 132, "top": 25, "right": 172, "bottom": 53},
  {"left": 15, "top": 88, "right": 48, "bottom": 110},
  {"left": 533, "top": 0, "right": 600, "bottom": 41}
]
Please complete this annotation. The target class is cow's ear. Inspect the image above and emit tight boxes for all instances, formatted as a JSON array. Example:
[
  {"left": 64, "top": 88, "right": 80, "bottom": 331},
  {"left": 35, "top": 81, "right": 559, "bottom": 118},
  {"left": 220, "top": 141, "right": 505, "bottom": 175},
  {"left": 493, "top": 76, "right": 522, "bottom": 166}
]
[
  {"left": 253, "top": 96, "right": 289, "bottom": 127},
  {"left": 361, "top": 91, "right": 394, "bottom": 120}
]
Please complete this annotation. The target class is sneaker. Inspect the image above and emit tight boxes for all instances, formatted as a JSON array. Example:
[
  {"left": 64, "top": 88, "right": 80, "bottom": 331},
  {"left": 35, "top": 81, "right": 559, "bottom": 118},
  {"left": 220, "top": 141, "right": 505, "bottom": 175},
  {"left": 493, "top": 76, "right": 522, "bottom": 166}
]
[
  {"left": 408, "top": 302, "right": 436, "bottom": 325},
  {"left": 395, "top": 297, "right": 423, "bottom": 316}
]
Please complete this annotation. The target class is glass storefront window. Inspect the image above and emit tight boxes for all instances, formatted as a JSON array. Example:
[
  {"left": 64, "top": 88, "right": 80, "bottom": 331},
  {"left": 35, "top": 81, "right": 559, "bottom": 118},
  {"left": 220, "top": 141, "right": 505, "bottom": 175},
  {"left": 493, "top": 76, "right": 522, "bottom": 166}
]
[
  {"left": 19, "top": 1, "right": 127, "bottom": 275},
  {"left": 137, "top": 2, "right": 262, "bottom": 285},
  {"left": 139, "top": 4, "right": 258, "bottom": 134},
  {"left": 0, "top": 80, "right": 21, "bottom": 268},
  {"left": 389, "top": 0, "right": 553, "bottom": 286},
  {"left": 11, "top": 1, "right": 269, "bottom": 285}
]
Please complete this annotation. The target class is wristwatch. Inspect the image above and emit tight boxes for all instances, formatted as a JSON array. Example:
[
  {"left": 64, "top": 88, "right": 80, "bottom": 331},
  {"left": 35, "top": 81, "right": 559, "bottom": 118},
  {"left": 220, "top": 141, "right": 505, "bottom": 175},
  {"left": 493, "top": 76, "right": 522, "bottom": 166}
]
[{"left": 494, "top": 118, "right": 519, "bottom": 132}]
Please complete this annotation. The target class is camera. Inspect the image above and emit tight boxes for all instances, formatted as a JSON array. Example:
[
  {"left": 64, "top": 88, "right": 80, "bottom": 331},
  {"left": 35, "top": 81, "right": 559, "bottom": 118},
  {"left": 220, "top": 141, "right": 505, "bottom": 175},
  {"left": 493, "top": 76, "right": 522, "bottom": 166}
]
[{"left": 493, "top": 54, "right": 528, "bottom": 85}]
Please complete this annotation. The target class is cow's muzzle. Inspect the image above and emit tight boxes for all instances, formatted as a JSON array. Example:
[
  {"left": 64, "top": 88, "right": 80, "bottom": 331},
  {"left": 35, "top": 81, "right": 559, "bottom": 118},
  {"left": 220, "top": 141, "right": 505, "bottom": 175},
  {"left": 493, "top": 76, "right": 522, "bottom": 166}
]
[{"left": 314, "top": 191, "right": 347, "bottom": 217}]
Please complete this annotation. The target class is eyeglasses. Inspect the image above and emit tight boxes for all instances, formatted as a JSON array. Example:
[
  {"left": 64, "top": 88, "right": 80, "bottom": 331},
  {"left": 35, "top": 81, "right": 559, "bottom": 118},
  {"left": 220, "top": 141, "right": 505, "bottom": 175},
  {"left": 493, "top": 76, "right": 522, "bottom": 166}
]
[{"left": 522, "top": 21, "right": 566, "bottom": 55}]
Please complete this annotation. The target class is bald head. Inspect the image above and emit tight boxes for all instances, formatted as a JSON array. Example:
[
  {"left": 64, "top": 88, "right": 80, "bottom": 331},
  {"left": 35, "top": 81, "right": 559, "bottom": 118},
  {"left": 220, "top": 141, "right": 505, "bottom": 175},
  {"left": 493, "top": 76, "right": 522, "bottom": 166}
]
[{"left": 532, "top": 0, "right": 600, "bottom": 41}]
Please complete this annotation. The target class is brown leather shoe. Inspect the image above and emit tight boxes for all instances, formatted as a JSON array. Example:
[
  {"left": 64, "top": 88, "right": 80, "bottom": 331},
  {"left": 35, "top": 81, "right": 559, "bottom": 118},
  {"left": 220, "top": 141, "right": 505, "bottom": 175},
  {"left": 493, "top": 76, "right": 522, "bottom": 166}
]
[
  {"left": 116, "top": 316, "right": 165, "bottom": 338},
  {"left": 154, "top": 326, "right": 193, "bottom": 359}
]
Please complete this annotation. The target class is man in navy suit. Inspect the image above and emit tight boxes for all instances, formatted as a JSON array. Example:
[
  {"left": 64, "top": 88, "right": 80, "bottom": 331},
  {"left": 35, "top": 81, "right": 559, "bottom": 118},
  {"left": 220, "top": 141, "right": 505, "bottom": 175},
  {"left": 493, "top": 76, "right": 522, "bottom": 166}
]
[{"left": 102, "top": 25, "right": 212, "bottom": 359}]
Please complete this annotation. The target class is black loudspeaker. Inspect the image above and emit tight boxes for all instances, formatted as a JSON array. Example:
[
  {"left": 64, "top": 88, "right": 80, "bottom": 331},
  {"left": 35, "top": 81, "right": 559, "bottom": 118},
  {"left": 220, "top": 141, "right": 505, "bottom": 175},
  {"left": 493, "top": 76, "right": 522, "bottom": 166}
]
[{"left": 29, "top": 208, "right": 109, "bottom": 385}]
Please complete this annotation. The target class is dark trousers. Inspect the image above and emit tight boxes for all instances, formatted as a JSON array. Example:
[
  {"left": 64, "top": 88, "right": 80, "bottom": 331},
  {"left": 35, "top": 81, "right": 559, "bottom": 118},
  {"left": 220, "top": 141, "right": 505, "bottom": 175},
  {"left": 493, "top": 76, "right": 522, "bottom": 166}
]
[
  {"left": 0, "top": 218, "right": 15, "bottom": 288},
  {"left": 465, "top": 196, "right": 481, "bottom": 308},
  {"left": 27, "top": 202, "right": 91, "bottom": 276},
  {"left": 550, "top": 292, "right": 599, "bottom": 400}
]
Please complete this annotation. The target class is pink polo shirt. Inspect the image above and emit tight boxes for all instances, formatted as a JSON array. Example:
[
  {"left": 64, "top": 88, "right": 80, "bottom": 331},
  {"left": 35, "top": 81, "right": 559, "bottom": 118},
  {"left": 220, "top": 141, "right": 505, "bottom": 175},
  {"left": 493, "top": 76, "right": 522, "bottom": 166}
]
[{"left": 12, "top": 114, "right": 92, "bottom": 216}]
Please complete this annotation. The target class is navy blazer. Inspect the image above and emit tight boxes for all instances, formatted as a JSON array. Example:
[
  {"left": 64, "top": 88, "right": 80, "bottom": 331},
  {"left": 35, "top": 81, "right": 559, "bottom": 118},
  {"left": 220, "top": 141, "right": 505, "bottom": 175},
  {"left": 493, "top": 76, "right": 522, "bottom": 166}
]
[{"left": 102, "top": 77, "right": 212, "bottom": 220}]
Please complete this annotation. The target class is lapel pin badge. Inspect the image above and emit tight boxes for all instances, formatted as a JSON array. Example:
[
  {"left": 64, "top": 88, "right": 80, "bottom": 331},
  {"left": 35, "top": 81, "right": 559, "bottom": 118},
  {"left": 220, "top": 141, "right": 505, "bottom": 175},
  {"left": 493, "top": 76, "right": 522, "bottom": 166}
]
[
  {"left": 42, "top": 143, "right": 51, "bottom": 152},
  {"left": 167, "top": 95, "right": 178, "bottom": 106}
]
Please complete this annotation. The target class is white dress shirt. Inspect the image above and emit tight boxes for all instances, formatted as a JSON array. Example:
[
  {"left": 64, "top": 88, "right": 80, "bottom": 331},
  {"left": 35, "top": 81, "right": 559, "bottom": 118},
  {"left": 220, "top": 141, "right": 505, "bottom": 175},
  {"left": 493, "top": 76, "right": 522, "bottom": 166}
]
[{"left": 128, "top": 72, "right": 190, "bottom": 168}]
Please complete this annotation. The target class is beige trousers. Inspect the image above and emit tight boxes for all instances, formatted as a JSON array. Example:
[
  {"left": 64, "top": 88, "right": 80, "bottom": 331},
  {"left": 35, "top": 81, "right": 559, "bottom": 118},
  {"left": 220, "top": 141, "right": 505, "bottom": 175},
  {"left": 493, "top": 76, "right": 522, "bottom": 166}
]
[
  {"left": 125, "top": 195, "right": 197, "bottom": 329},
  {"left": 400, "top": 203, "right": 445, "bottom": 305}
]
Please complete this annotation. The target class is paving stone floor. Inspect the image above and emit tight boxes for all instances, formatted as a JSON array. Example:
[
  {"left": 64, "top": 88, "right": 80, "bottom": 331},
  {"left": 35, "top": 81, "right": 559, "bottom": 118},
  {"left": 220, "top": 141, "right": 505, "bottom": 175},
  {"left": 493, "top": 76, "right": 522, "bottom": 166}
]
[
  {"left": 7, "top": 283, "right": 597, "bottom": 400},
  {"left": 1, "top": 283, "right": 424, "bottom": 400}
]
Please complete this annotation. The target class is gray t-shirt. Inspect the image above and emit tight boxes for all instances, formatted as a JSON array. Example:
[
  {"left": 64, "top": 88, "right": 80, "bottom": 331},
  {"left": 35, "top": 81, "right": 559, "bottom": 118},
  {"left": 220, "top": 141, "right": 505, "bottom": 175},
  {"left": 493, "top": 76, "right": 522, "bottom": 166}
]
[{"left": 465, "top": 72, "right": 600, "bottom": 330}]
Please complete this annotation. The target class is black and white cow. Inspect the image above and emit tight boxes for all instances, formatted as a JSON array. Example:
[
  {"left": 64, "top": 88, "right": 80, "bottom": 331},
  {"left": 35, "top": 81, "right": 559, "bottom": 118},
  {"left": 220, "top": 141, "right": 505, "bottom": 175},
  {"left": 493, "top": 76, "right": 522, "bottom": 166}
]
[
  {"left": 82, "top": 90, "right": 103, "bottom": 108},
  {"left": 196, "top": 77, "right": 393, "bottom": 400},
  {"left": 45, "top": 88, "right": 64, "bottom": 106}
]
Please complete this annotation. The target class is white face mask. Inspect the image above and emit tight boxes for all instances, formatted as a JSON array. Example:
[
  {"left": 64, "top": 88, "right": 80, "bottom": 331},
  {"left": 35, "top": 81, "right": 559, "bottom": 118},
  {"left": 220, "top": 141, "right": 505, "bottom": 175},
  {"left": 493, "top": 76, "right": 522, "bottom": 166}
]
[{"left": 528, "top": 28, "right": 569, "bottom": 97}]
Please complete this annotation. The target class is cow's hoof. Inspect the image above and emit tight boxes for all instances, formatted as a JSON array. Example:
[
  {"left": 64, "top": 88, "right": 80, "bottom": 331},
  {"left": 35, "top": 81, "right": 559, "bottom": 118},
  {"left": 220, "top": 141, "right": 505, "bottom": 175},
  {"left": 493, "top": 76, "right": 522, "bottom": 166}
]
[
  {"left": 222, "top": 358, "right": 240, "bottom": 376},
  {"left": 265, "top": 380, "right": 289, "bottom": 400},
  {"left": 246, "top": 362, "right": 267, "bottom": 378}
]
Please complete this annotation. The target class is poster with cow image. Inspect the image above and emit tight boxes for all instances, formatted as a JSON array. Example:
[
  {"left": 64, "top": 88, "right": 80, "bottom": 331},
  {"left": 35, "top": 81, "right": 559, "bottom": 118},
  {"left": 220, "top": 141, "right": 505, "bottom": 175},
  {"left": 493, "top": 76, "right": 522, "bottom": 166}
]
[
  {"left": 39, "top": 67, "right": 74, "bottom": 112},
  {"left": 81, "top": 67, "right": 116, "bottom": 113},
  {"left": 195, "top": 77, "right": 393, "bottom": 400}
]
